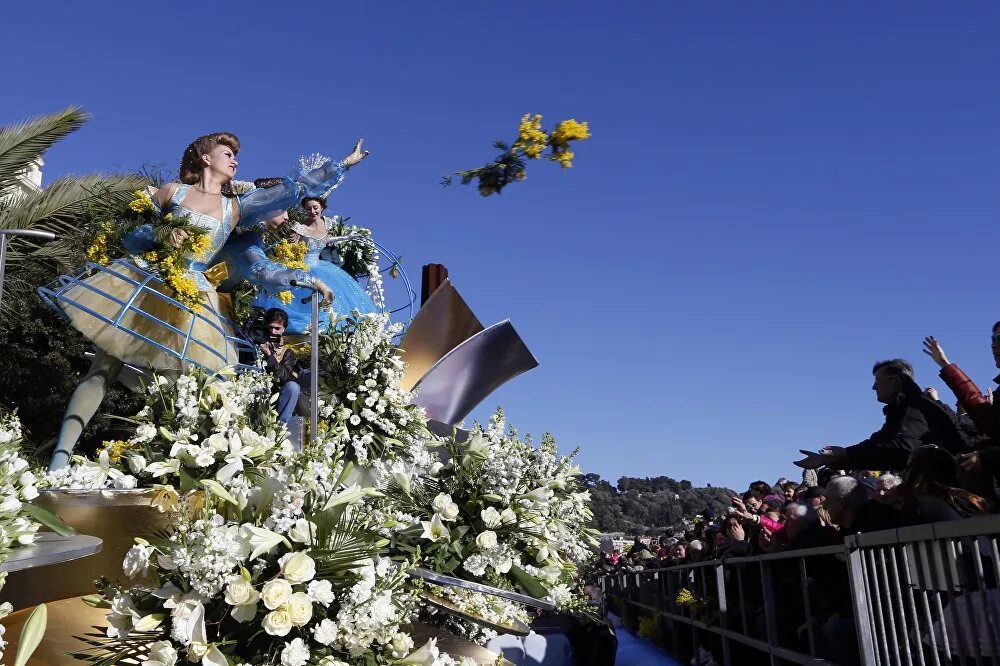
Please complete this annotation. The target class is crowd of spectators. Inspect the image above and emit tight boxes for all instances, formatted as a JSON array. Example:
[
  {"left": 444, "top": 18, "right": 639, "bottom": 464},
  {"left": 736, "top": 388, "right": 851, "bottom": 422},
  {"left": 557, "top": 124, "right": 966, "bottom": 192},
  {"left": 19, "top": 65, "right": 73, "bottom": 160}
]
[{"left": 601, "top": 327, "right": 1000, "bottom": 572}]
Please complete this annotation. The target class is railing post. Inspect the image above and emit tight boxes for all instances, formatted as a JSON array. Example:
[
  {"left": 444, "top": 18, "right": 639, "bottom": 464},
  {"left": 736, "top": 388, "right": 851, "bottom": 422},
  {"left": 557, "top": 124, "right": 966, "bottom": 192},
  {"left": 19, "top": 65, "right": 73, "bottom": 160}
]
[
  {"left": 715, "top": 561, "right": 731, "bottom": 666},
  {"left": 845, "top": 535, "right": 879, "bottom": 666}
]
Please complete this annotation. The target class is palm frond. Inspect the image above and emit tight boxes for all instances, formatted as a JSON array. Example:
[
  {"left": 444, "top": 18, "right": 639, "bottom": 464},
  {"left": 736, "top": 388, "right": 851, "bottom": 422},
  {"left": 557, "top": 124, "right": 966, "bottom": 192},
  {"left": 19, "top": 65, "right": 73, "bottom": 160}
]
[
  {"left": 0, "top": 107, "right": 89, "bottom": 192},
  {"left": 0, "top": 172, "right": 149, "bottom": 267}
]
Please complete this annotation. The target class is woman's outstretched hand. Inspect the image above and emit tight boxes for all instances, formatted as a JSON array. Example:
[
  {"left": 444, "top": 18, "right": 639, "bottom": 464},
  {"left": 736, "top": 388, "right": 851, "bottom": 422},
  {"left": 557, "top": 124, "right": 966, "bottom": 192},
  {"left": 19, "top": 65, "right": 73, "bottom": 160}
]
[
  {"left": 344, "top": 139, "right": 370, "bottom": 167},
  {"left": 922, "top": 336, "right": 950, "bottom": 368}
]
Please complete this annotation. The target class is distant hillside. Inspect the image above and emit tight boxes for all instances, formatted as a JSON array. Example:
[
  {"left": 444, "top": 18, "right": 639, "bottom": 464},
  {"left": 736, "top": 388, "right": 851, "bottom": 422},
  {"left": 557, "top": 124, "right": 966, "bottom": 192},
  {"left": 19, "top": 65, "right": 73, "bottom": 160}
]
[{"left": 582, "top": 473, "right": 736, "bottom": 534}]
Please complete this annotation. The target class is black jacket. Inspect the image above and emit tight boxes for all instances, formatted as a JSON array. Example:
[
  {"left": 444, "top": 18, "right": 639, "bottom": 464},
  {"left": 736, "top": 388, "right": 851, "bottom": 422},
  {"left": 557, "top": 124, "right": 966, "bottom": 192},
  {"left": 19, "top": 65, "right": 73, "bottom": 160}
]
[
  {"left": 264, "top": 346, "right": 298, "bottom": 386},
  {"left": 844, "top": 383, "right": 970, "bottom": 471}
]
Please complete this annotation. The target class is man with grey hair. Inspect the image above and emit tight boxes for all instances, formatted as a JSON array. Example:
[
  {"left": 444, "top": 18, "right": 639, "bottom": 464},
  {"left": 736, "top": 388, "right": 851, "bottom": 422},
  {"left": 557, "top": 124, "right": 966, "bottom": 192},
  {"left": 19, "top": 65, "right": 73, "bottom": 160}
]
[
  {"left": 824, "top": 475, "right": 904, "bottom": 534},
  {"left": 795, "top": 359, "right": 970, "bottom": 472}
]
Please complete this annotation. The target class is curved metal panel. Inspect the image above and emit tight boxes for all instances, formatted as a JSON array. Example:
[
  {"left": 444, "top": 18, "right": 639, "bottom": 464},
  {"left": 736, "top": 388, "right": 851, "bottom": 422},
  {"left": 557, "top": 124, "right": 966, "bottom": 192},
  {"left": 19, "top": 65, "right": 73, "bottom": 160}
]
[
  {"left": 410, "top": 320, "right": 538, "bottom": 426},
  {"left": 397, "top": 280, "right": 484, "bottom": 392}
]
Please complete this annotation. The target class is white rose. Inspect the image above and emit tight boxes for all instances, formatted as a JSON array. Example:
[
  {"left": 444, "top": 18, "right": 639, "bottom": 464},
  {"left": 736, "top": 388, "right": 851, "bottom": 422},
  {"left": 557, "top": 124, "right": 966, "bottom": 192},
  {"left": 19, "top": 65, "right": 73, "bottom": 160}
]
[
  {"left": 430, "top": 493, "right": 452, "bottom": 513},
  {"left": 286, "top": 592, "right": 313, "bottom": 626},
  {"left": 113, "top": 474, "right": 137, "bottom": 490},
  {"left": 145, "top": 640, "right": 177, "bottom": 666},
  {"left": 475, "top": 530, "right": 498, "bottom": 551},
  {"left": 224, "top": 578, "right": 260, "bottom": 607},
  {"left": 127, "top": 455, "right": 147, "bottom": 474},
  {"left": 288, "top": 519, "right": 316, "bottom": 545},
  {"left": 122, "top": 544, "right": 150, "bottom": 579},
  {"left": 440, "top": 501, "right": 460, "bottom": 521},
  {"left": 481, "top": 507, "right": 502, "bottom": 528},
  {"left": 500, "top": 508, "right": 518, "bottom": 525},
  {"left": 280, "top": 552, "right": 316, "bottom": 584},
  {"left": 261, "top": 579, "right": 293, "bottom": 610},
  {"left": 262, "top": 607, "right": 293, "bottom": 636}
]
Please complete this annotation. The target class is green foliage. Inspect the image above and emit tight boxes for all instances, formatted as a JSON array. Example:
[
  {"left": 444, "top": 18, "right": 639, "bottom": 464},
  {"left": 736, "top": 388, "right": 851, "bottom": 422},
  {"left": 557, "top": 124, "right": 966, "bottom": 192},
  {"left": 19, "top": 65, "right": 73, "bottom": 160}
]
[
  {"left": 583, "top": 473, "right": 735, "bottom": 534},
  {"left": 0, "top": 294, "right": 144, "bottom": 463}
]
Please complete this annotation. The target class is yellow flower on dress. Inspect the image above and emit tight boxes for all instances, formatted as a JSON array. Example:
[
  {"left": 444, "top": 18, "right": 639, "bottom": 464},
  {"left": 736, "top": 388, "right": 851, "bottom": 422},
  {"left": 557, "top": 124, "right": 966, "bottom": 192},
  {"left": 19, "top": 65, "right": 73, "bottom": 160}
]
[
  {"left": 128, "top": 190, "right": 155, "bottom": 213},
  {"left": 270, "top": 240, "right": 308, "bottom": 270},
  {"left": 277, "top": 290, "right": 293, "bottom": 305},
  {"left": 187, "top": 232, "right": 212, "bottom": 259},
  {"left": 675, "top": 588, "right": 695, "bottom": 606}
]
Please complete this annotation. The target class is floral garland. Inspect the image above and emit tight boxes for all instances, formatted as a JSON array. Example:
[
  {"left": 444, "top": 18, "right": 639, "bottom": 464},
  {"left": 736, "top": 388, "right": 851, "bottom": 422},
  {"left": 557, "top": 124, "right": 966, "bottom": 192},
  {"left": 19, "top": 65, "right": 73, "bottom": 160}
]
[
  {"left": 443, "top": 113, "right": 591, "bottom": 196},
  {"left": 44, "top": 368, "right": 291, "bottom": 500},
  {"left": 86, "top": 189, "right": 213, "bottom": 312}
]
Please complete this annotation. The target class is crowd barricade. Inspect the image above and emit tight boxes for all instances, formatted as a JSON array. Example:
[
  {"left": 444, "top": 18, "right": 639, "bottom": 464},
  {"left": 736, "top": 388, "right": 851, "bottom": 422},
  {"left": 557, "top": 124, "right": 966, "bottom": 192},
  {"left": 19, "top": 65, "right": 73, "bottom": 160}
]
[{"left": 599, "top": 515, "right": 1000, "bottom": 666}]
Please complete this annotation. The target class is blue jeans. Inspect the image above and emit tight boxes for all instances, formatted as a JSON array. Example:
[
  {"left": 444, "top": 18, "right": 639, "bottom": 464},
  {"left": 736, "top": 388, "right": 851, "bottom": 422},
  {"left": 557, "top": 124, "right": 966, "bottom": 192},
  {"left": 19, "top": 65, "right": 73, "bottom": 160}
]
[{"left": 277, "top": 381, "right": 300, "bottom": 424}]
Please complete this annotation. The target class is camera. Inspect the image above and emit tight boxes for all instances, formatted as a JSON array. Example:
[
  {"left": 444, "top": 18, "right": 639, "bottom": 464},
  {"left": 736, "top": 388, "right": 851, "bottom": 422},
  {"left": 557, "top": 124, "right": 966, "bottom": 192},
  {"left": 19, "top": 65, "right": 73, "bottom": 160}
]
[{"left": 241, "top": 307, "right": 270, "bottom": 345}]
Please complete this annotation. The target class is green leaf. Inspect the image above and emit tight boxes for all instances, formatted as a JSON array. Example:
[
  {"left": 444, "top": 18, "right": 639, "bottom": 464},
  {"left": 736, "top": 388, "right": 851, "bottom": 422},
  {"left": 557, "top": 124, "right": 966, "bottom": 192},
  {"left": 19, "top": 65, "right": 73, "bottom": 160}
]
[
  {"left": 511, "top": 565, "right": 550, "bottom": 600},
  {"left": 20, "top": 502, "right": 76, "bottom": 536},
  {"left": 80, "top": 595, "right": 109, "bottom": 608},
  {"left": 14, "top": 603, "right": 47, "bottom": 666},
  {"left": 178, "top": 467, "right": 196, "bottom": 492},
  {"left": 200, "top": 479, "right": 238, "bottom": 506}
]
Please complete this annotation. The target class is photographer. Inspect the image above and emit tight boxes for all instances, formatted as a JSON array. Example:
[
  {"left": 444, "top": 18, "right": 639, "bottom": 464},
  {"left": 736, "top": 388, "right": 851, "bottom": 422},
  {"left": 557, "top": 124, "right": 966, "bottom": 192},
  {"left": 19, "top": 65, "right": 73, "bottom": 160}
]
[{"left": 258, "top": 308, "right": 301, "bottom": 424}]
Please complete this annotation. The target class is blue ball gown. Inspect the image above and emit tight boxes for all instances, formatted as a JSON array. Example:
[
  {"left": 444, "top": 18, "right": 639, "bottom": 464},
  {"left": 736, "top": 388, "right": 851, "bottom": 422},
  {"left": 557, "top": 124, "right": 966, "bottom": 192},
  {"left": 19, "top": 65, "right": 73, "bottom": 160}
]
[{"left": 251, "top": 217, "right": 377, "bottom": 335}]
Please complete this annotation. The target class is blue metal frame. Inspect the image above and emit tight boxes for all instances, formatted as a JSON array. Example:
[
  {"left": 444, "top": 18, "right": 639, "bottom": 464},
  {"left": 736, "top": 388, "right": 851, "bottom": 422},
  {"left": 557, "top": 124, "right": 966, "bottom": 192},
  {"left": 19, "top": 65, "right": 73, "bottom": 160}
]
[{"left": 38, "top": 260, "right": 258, "bottom": 373}]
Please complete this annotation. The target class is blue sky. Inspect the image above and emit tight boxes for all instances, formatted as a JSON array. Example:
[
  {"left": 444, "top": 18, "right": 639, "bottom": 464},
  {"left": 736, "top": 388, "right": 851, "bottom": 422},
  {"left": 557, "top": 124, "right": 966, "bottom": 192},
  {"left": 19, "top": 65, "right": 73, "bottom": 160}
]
[{"left": 6, "top": 2, "right": 1000, "bottom": 491}]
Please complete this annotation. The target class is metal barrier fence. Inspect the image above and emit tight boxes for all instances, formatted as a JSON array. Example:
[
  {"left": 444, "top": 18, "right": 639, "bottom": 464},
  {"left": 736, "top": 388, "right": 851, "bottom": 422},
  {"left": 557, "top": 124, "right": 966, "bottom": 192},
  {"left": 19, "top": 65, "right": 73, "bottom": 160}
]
[{"left": 600, "top": 515, "right": 1000, "bottom": 666}]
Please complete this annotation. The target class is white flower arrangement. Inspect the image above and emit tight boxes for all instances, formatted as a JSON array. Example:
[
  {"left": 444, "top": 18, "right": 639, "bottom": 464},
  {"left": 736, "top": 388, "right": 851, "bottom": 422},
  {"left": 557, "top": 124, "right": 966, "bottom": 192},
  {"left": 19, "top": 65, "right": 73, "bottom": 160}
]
[
  {"left": 0, "top": 411, "right": 49, "bottom": 663},
  {"left": 373, "top": 407, "right": 600, "bottom": 627},
  {"left": 315, "top": 313, "right": 433, "bottom": 467},
  {"left": 43, "top": 368, "right": 291, "bottom": 498},
  {"left": 88, "top": 466, "right": 475, "bottom": 666}
]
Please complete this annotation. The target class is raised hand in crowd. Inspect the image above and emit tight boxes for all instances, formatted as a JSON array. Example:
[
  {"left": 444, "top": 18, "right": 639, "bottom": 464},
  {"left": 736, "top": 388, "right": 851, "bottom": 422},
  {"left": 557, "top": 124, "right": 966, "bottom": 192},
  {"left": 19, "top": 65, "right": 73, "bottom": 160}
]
[{"left": 922, "top": 336, "right": 950, "bottom": 369}]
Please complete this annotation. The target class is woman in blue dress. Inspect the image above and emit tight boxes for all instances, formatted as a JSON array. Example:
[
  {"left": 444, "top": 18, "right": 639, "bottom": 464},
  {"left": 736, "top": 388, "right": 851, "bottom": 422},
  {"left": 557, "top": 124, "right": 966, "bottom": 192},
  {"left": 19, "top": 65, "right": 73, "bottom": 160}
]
[
  {"left": 252, "top": 196, "right": 378, "bottom": 335},
  {"left": 46, "top": 134, "right": 369, "bottom": 469}
]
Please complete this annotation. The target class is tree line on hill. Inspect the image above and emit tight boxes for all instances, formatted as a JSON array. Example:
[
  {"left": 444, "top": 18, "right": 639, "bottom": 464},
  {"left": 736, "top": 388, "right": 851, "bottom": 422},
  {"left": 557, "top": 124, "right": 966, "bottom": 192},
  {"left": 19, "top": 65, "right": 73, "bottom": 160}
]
[{"left": 582, "top": 473, "right": 736, "bottom": 534}]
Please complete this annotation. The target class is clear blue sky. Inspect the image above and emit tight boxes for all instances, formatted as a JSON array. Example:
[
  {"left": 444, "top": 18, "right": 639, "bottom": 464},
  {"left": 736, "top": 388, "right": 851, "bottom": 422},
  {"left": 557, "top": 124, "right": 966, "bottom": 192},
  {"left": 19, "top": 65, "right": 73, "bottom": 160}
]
[{"left": 6, "top": 2, "right": 1000, "bottom": 492}]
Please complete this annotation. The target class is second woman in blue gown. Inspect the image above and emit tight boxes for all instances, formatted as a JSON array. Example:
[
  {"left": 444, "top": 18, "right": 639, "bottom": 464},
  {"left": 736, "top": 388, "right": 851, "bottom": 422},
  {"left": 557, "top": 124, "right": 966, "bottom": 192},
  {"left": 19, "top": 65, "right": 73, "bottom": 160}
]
[{"left": 253, "top": 197, "right": 377, "bottom": 334}]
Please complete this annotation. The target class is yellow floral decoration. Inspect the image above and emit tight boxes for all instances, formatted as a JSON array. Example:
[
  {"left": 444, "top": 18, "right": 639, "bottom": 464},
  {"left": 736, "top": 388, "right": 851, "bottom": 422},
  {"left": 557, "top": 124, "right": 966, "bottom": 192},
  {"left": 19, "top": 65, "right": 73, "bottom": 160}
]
[
  {"left": 128, "top": 189, "right": 155, "bottom": 214},
  {"left": 271, "top": 239, "right": 308, "bottom": 270}
]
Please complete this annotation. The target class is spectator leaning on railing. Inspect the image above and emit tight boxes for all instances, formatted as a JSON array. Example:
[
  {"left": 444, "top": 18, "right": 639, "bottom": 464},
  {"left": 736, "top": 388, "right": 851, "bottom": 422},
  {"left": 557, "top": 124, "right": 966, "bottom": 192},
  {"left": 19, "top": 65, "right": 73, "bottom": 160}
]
[{"left": 794, "top": 359, "right": 971, "bottom": 473}]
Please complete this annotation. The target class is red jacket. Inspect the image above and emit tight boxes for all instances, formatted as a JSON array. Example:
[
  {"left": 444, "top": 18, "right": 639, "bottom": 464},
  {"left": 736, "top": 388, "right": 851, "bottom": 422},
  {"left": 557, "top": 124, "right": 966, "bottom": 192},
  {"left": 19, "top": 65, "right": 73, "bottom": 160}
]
[{"left": 939, "top": 364, "right": 992, "bottom": 435}]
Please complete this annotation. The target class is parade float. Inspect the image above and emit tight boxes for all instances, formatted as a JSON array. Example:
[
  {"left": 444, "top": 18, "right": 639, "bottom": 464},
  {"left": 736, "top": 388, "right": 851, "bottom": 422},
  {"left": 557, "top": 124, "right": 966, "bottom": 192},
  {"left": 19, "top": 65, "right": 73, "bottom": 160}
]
[{"left": 0, "top": 109, "right": 600, "bottom": 665}]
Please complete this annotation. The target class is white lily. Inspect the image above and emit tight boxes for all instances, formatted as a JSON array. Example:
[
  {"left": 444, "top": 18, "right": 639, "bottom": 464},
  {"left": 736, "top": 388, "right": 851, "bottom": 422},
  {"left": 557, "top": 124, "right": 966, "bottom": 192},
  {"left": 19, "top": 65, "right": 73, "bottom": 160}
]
[
  {"left": 216, "top": 432, "right": 254, "bottom": 483},
  {"left": 419, "top": 513, "right": 450, "bottom": 542},
  {"left": 240, "top": 524, "right": 289, "bottom": 559},
  {"left": 400, "top": 638, "right": 439, "bottom": 665}
]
